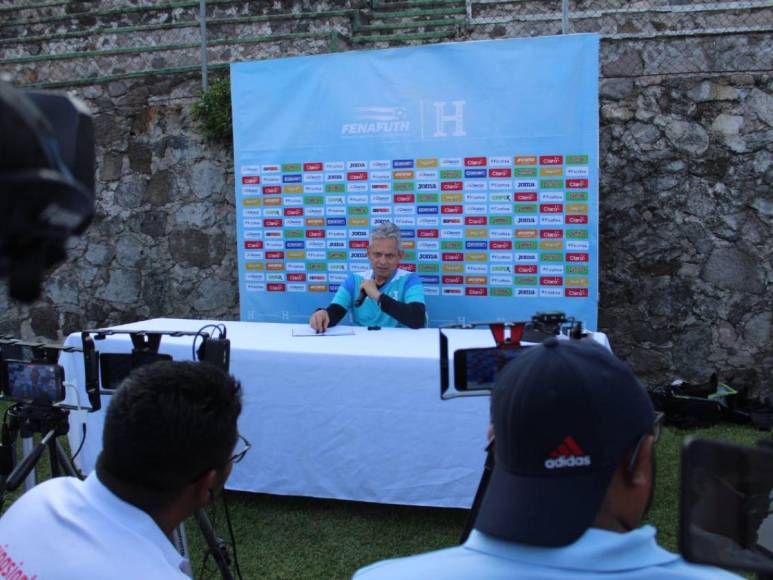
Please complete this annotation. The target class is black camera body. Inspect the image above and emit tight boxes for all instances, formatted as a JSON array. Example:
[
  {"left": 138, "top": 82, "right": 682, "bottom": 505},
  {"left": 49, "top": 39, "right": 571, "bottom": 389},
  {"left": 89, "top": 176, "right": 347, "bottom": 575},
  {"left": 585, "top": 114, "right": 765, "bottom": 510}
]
[
  {"left": 0, "top": 81, "right": 95, "bottom": 303},
  {"left": 681, "top": 438, "right": 773, "bottom": 575}
]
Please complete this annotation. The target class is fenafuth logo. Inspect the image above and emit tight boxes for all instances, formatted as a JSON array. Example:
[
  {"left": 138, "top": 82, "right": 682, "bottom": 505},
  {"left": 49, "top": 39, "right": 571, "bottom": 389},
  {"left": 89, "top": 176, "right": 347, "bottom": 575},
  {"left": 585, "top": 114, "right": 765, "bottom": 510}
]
[
  {"left": 342, "top": 106, "right": 410, "bottom": 136},
  {"left": 544, "top": 436, "right": 591, "bottom": 469}
]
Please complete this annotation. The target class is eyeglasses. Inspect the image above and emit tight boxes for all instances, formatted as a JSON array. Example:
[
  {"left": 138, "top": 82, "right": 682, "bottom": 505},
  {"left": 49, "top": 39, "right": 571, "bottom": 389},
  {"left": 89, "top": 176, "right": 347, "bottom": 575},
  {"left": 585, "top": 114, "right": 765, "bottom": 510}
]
[
  {"left": 627, "top": 412, "right": 664, "bottom": 472},
  {"left": 187, "top": 433, "right": 252, "bottom": 484},
  {"left": 227, "top": 433, "right": 252, "bottom": 466}
]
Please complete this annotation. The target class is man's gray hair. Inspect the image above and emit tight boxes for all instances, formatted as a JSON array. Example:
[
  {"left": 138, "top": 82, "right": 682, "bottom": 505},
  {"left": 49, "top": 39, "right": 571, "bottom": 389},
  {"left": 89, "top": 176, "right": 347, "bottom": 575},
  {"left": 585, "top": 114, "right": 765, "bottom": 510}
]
[{"left": 371, "top": 221, "right": 401, "bottom": 245}]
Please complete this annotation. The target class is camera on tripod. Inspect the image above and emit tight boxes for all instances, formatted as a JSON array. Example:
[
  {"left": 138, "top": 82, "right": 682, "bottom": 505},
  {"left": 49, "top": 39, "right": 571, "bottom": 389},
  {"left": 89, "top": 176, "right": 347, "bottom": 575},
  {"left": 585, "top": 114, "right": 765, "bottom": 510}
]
[
  {"left": 0, "top": 338, "right": 93, "bottom": 503},
  {"left": 439, "top": 311, "right": 585, "bottom": 398}
]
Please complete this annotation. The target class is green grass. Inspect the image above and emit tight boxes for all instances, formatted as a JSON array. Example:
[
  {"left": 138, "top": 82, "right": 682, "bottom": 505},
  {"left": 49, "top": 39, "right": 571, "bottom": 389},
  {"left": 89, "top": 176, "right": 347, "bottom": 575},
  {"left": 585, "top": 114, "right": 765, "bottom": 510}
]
[
  {"left": 1, "top": 417, "right": 765, "bottom": 579},
  {"left": 187, "top": 493, "right": 466, "bottom": 579},
  {"left": 185, "top": 422, "right": 765, "bottom": 579}
]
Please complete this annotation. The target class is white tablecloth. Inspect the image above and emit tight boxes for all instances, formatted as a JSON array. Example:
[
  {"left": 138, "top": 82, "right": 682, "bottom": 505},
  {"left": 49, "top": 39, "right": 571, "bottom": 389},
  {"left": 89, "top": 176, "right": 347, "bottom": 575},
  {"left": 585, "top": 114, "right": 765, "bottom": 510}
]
[{"left": 61, "top": 319, "right": 608, "bottom": 508}]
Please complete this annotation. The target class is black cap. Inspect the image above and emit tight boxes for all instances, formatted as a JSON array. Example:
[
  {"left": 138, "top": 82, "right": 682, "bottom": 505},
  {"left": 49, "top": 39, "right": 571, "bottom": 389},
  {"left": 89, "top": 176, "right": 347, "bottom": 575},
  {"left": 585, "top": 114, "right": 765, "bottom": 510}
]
[{"left": 474, "top": 337, "right": 655, "bottom": 547}]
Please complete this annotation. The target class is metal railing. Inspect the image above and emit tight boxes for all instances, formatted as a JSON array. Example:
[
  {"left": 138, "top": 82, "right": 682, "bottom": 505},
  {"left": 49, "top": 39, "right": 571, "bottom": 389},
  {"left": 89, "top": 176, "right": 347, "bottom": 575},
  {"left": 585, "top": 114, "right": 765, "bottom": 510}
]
[{"left": 0, "top": 0, "right": 770, "bottom": 89}]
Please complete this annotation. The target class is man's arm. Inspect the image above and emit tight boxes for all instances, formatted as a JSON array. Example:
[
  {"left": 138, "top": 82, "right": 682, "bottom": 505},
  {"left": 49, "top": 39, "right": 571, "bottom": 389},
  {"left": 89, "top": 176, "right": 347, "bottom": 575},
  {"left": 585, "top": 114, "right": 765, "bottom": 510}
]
[
  {"left": 309, "top": 274, "right": 356, "bottom": 331},
  {"left": 324, "top": 304, "right": 347, "bottom": 327},
  {"left": 377, "top": 295, "right": 426, "bottom": 329}
]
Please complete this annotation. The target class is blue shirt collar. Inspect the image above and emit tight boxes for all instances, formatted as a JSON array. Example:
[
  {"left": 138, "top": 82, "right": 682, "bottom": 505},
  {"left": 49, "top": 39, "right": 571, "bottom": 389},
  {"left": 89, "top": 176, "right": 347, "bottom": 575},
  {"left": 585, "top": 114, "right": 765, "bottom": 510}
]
[{"left": 466, "top": 526, "right": 679, "bottom": 572}]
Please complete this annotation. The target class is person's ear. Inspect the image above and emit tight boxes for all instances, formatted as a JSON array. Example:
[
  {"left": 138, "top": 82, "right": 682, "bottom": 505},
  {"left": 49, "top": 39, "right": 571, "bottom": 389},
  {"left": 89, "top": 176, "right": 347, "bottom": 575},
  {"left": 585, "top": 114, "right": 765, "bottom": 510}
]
[
  {"left": 192, "top": 469, "right": 220, "bottom": 508},
  {"left": 626, "top": 435, "right": 654, "bottom": 488}
]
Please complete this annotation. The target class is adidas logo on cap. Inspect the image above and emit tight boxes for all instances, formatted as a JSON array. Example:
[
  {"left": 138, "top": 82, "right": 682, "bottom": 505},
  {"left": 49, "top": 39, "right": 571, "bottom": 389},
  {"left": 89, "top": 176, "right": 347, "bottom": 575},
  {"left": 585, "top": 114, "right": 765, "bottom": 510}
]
[{"left": 544, "top": 436, "right": 592, "bottom": 469}]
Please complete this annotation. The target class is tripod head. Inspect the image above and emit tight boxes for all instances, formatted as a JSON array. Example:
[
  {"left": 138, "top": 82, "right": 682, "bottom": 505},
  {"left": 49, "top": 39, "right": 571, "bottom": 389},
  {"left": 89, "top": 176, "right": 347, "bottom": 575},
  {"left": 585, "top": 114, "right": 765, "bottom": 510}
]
[{"left": 0, "top": 403, "right": 80, "bottom": 502}]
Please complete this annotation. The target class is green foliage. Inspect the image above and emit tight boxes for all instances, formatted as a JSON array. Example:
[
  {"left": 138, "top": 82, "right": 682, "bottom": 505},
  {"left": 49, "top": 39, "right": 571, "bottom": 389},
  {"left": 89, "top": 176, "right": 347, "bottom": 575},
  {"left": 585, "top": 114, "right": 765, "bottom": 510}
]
[{"left": 191, "top": 77, "right": 233, "bottom": 147}]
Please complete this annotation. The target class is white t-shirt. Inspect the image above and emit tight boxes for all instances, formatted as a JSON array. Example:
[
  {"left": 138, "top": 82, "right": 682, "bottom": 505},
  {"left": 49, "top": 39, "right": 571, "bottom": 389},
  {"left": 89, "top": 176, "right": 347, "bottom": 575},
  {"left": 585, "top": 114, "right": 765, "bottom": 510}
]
[{"left": 0, "top": 472, "right": 190, "bottom": 579}]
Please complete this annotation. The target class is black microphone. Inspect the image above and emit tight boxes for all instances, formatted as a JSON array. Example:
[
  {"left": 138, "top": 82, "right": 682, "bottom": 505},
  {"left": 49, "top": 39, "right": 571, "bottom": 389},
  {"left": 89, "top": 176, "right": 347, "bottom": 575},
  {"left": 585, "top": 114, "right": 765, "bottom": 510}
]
[
  {"left": 354, "top": 288, "right": 367, "bottom": 307},
  {"left": 355, "top": 275, "right": 376, "bottom": 307}
]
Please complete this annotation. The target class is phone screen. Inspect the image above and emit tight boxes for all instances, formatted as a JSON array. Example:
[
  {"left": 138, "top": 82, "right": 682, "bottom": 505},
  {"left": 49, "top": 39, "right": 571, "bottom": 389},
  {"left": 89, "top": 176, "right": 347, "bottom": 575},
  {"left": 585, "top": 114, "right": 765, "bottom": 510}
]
[
  {"left": 681, "top": 438, "right": 773, "bottom": 573},
  {"left": 454, "top": 347, "right": 526, "bottom": 391},
  {"left": 4, "top": 361, "right": 65, "bottom": 404}
]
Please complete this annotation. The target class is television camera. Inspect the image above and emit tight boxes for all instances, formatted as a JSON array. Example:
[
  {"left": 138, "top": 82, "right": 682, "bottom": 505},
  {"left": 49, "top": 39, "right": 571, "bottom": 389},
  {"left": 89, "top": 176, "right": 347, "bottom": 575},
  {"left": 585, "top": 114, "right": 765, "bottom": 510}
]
[
  {"left": 0, "top": 80, "right": 94, "bottom": 303},
  {"left": 0, "top": 81, "right": 238, "bottom": 578}
]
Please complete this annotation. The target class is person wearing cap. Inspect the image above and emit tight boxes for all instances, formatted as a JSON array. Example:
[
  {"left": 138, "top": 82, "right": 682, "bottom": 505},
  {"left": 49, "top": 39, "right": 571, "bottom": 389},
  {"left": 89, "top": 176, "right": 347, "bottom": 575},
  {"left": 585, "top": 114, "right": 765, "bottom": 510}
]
[
  {"left": 353, "top": 338, "right": 741, "bottom": 579},
  {"left": 308, "top": 221, "right": 426, "bottom": 331}
]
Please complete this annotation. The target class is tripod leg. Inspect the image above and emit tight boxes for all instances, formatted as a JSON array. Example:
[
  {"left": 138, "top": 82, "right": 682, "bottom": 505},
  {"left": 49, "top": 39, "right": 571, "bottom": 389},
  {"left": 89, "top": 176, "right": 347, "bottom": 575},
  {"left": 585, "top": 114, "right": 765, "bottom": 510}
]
[
  {"left": 54, "top": 440, "right": 83, "bottom": 479},
  {"left": 48, "top": 437, "right": 61, "bottom": 478},
  {"left": 195, "top": 508, "right": 234, "bottom": 580},
  {"left": 4, "top": 430, "right": 55, "bottom": 493},
  {"left": 459, "top": 442, "right": 496, "bottom": 544},
  {"left": 20, "top": 436, "right": 37, "bottom": 492}
]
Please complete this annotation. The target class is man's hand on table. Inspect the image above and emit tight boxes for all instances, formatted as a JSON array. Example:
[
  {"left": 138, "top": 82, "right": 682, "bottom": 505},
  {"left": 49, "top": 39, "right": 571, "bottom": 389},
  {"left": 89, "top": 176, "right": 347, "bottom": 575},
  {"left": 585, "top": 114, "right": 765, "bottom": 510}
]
[{"left": 309, "top": 309, "right": 330, "bottom": 333}]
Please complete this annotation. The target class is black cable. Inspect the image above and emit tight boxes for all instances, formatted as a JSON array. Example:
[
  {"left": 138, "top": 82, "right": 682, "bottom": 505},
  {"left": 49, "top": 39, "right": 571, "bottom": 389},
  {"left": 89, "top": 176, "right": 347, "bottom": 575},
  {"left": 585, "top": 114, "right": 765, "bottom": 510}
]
[
  {"left": 196, "top": 502, "right": 216, "bottom": 579},
  {"left": 69, "top": 422, "right": 87, "bottom": 463},
  {"left": 197, "top": 501, "right": 225, "bottom": 580},
  {"left": 197, "top": 546, "right": 214, "bottom": 579},
  {"left": 222, "top": 491, "right": 243, "bottom": 580},
  {"left": 0, "top": 406, "right": 11, "bottom": 511},
  {"left": 192, "top": 324, "right": 223, "bottom": 362}
]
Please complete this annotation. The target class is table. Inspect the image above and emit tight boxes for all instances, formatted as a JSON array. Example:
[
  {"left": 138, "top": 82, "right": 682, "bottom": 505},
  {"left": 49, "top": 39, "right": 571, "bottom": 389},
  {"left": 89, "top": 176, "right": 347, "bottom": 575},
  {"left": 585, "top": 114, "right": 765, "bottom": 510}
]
[{"left": 61, "top": 319, "right": 608, "bottom": 508}]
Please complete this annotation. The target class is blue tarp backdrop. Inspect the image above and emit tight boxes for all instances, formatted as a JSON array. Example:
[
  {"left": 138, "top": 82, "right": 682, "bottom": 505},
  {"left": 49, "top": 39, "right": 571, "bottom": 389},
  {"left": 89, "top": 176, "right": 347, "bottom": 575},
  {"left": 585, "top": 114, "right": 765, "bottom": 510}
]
[{"left": 231, "top": 33, "right": 599, "bottom": 328}]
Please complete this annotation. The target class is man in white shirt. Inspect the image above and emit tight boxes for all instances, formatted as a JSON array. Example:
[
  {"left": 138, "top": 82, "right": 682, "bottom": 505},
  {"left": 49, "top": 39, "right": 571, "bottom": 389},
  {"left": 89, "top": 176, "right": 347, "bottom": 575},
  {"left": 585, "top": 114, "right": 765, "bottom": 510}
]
[
  {"left": 0, "top": 360, "right": 244, "bottom": 579},
  {"left": 354, "top": 338, "right": 742, "bottom": 579}
]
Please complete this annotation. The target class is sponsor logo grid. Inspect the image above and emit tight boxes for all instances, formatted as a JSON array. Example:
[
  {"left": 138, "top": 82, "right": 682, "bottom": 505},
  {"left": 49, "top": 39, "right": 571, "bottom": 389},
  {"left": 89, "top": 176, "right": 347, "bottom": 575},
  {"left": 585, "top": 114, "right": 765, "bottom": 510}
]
[{"left": 239, "top": 155, "right": 592, "bottom": 296}]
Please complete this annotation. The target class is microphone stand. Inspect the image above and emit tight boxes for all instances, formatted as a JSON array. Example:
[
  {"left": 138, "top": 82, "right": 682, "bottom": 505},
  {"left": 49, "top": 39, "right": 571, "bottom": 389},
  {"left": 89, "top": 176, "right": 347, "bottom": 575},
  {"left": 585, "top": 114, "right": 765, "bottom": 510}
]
[{"left": 195, "top": 508, "right": 234, "bottom": 580}]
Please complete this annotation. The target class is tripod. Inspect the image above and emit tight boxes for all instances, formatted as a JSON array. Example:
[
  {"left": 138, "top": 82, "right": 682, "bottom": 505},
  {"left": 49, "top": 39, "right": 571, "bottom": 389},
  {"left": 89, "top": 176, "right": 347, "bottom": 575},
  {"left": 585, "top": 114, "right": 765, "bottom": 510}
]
[
  {"left": 0, "top": 403, "right": 81, "bottom": 504},
  {"left": 459, "top": 440, "right": 495, "bottom": 544}
]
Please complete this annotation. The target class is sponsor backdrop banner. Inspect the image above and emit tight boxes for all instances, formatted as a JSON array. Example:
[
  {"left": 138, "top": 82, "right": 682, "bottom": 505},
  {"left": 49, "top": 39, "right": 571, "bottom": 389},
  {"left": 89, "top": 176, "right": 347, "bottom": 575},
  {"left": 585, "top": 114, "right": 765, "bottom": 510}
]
[{"left": 231, "top": 33, "right": 599, "bottom": 327}]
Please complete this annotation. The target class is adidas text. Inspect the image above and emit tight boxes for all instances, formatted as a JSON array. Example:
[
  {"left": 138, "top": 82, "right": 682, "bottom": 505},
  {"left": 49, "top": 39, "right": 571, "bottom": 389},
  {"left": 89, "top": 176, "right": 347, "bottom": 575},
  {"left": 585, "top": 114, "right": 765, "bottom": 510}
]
[{"left": 544, "top": 455, "right": 592, "bottom": 469}]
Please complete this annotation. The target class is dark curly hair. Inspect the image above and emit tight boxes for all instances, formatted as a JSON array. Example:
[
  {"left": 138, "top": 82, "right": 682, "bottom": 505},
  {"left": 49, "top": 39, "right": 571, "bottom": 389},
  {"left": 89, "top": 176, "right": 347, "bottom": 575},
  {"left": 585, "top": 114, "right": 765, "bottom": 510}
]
[{"left": 97, "top": 361, "right": 242, "bottom": 506}]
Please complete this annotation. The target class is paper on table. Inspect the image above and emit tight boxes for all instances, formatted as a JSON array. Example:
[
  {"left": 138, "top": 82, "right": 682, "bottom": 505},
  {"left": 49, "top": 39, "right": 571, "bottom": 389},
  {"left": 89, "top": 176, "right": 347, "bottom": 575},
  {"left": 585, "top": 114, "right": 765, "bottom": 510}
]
[{"left": 292, "top": 326, "right": 356, "bottom": 337}]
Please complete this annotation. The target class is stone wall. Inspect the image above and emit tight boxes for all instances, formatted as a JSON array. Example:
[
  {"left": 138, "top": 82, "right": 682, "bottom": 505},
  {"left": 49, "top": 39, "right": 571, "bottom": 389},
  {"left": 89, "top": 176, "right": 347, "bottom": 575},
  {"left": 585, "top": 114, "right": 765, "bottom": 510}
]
[
  {"left": 1, "top": 1, "right": 771, "bottom": 395},
  {"left": 598, "top": 73, "right": 772, "bottom": 394}
]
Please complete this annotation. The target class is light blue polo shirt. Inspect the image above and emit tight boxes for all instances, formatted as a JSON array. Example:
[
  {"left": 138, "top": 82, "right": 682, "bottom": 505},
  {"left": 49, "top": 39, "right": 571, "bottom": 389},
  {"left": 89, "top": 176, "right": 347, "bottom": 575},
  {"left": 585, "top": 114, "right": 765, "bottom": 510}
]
[
  {"left": 353, "top": 526, "right": 742, "bottom": 579},
  {"left": 331, "top": 268, "right": 424, "bottom": 328}
]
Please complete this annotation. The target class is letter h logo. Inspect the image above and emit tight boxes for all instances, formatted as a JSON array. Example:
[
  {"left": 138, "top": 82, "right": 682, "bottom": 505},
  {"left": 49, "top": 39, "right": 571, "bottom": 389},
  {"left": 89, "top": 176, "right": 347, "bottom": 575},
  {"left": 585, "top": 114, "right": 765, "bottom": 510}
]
[{"left": 433, "top": 101, "right": 466, "bottom": 137}]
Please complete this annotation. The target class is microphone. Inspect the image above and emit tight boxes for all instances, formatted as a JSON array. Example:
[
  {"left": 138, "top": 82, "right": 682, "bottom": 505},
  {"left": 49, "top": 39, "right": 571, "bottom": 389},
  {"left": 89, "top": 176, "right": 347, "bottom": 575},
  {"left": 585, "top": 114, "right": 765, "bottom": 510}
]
[
  {"left": 355, "top": 274, "right": 376, "bottom": 307},
  {"left": 354, "top": 288, "right": 367, "bottom": 307}
]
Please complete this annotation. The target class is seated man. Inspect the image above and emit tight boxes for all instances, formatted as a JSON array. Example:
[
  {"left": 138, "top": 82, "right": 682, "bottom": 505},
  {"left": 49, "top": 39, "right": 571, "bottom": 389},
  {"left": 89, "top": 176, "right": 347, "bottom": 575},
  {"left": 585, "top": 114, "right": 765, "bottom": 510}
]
[
  {"left": 0, "top": 361, "right": 244, "bottom": 579},
  {"left": 309, "top": 221, "right": 425, "bottom": 331},
  {"left": 354, "top": 339, "right": 741, "bottom": 579}
]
